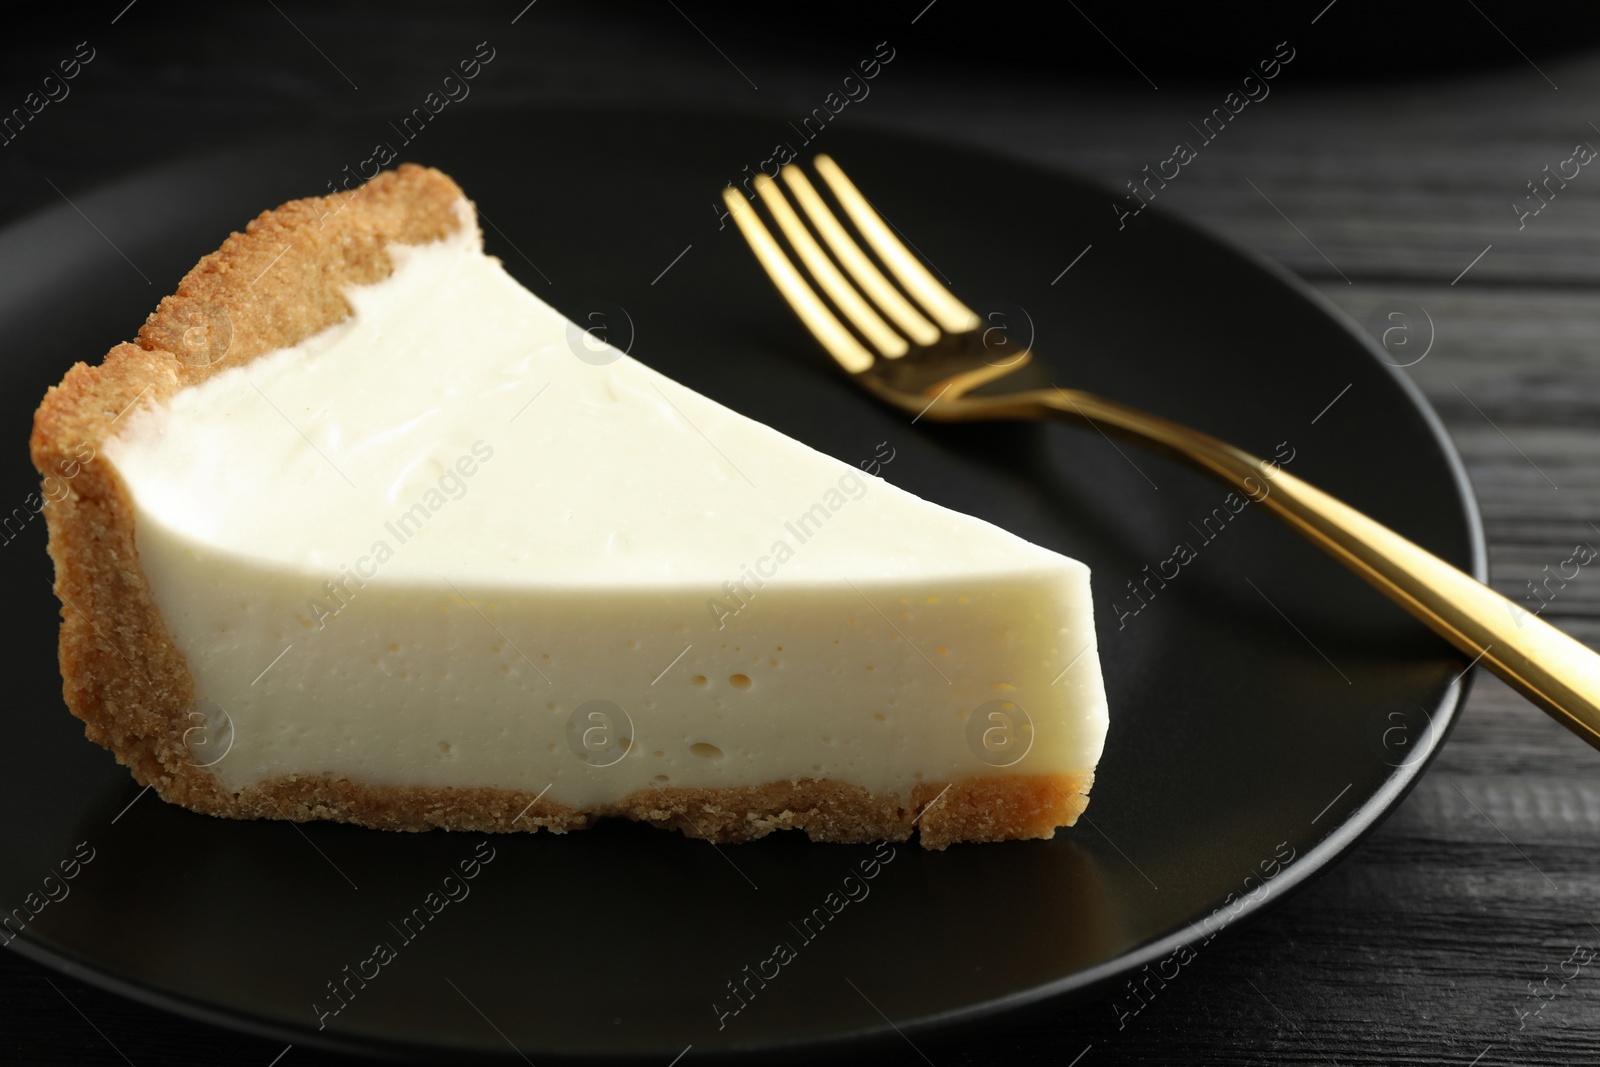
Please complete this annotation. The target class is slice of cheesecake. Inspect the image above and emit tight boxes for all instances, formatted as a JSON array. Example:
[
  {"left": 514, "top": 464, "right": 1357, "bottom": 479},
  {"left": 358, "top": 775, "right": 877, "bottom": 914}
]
[{"left": 31, "top": 164, "right": 1107, "bottom": 848}]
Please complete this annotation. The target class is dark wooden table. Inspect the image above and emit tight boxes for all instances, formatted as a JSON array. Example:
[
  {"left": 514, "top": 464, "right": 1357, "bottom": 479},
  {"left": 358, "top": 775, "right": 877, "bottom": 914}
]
[{"left": 5, "top": 5, "right": 1599, "bottom": 1064}]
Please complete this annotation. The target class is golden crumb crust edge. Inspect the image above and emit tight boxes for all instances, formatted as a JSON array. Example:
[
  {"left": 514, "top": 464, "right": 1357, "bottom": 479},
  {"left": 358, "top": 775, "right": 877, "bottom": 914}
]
[
  {"left": 28, "top": 163, "right": 1093, "bottom": 848},
  {"left": 29, "top": 163, "right": 470, "bottom": 822}
]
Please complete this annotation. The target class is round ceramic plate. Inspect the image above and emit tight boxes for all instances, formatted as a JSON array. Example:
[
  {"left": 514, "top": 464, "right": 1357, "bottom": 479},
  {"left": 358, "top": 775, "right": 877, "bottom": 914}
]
[{"left": 0, "top": 109, "right": 1482, "bottom": 1062}]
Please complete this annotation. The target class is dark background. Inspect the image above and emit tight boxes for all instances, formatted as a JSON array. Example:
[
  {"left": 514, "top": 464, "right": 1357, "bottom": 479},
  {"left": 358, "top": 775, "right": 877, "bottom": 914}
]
[{"left": 5, "top": 2, "right": 1600, "bottom": 1064}]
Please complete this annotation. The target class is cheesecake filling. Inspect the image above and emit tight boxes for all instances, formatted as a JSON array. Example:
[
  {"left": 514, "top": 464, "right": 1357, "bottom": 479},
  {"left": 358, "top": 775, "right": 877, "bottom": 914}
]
[{"left": 104, "top": 202, "right": 1109, "bottom": 808}]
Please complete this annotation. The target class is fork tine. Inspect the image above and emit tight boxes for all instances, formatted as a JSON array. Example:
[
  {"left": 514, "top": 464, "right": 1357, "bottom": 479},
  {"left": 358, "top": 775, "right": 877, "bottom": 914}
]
[
  {"left": 721, "top": 187, "right": 874, "bottom": 374},
  {"left": 779, "top": 165, "right": 940, "bottom": 348},
  {"left": 812, "top": 155, "right": 981, "bottom": 335},
  {"left": 753, "top": 174, "right": 907, "bottom": 359}
]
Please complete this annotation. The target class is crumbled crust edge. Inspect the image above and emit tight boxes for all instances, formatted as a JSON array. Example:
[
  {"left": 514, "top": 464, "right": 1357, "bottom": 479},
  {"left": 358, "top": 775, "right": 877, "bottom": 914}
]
[
  {"left": 28, "top": 163, "right": 1094, "bottom": 848},
  {"left": 250, "top": 770, "right": 1094, "bottom": 851}
]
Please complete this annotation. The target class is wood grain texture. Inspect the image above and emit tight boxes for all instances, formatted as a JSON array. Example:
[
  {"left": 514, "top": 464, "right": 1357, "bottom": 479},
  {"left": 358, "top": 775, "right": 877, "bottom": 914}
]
[{"left": 3, "top": 5, "right": 1600, "bottom": 1064}]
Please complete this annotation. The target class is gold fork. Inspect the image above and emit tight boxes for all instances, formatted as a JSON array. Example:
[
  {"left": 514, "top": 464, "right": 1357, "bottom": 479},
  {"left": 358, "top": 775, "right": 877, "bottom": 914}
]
[{"left": 723, "top": 154, "right": 1600, "bottom": 753}]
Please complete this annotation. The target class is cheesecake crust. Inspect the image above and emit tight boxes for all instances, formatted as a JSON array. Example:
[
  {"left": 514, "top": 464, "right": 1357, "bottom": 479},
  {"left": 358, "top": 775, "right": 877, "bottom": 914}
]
[
  {"left": 233, "top": 769, "right": 1095, "bottom": 851},
  {"left": 29, "top": 164, "right": 1094, "bottom": 848}
]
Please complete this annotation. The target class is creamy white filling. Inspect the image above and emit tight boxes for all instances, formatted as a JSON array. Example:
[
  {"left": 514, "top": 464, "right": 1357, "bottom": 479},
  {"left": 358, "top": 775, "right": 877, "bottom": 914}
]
[{"left": 104, "top": 201, "right": 1108, "bottom": 806}]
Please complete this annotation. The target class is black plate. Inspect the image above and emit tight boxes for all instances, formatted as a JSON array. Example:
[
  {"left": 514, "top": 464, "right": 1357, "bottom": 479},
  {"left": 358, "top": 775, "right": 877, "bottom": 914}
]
[{"left": 0, "top": 108, "right": 1483, "bottom": 1062}]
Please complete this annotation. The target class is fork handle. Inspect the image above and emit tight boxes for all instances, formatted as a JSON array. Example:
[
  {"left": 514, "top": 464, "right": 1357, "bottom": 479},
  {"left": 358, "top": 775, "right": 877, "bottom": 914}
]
[{"left": 1044, "top": 388, "right": 1600, "bottom": 750}]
